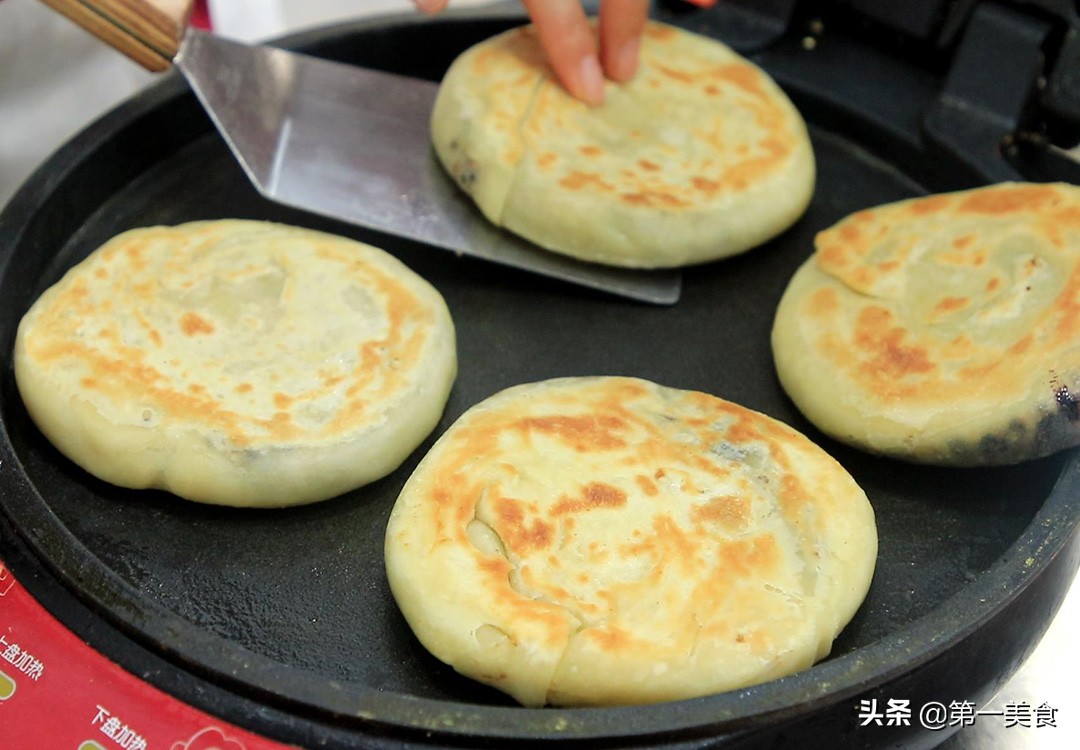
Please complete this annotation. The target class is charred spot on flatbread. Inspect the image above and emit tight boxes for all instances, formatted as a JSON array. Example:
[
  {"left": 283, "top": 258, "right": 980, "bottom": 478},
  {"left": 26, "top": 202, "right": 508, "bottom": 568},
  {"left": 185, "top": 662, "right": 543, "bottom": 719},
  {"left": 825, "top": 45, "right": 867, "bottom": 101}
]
[
  {"left": 772, "top": 182, "right": 1080, "bottom": 465},
  {"left": 384, "top": 377, "right": 876, "bottom": 706},
  {"left": 430, "top": 22, "right": 815, "bottom": 268}
]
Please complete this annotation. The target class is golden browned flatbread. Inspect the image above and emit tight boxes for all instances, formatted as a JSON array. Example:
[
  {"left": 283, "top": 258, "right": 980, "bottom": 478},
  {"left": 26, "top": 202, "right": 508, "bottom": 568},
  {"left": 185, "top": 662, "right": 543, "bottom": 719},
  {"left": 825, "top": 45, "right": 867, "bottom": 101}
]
[
  {"left": 384, "top": 377, "right": 877, "bottom": 706},
  {"left": 14, "top": 220, "right": 457, "bottom": 507},
  {"left": 772, "top": 182, "right": 1080, "bottom": 465},
  {"left": 431, "top": 22, "right": 815, "bottom": 268}
]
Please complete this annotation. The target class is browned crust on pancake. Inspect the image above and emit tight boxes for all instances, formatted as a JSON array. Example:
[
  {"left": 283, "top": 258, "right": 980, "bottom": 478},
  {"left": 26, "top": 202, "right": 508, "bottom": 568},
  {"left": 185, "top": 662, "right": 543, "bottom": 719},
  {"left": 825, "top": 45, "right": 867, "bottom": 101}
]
[
  {"left": 14, "top": 220, "right": 457, "bottom": 506},
  {"left": 385, "top": 377, "right": 877, "bottom": 706},
  {"left": 772, "top": 182, "right": 1080, "bottom": 464},
  {"left": 431, "top": 22, "right": 815, "bottom": 268}
]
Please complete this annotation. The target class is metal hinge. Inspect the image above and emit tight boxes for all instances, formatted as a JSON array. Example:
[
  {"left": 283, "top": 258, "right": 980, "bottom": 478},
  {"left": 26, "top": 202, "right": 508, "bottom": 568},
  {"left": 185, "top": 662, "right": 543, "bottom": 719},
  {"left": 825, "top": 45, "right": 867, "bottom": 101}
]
[
  {"left": 657, "top": 0, "right": 1080, "bottom": 180},
  {"left": 923, "top": 2, "right": 1054, "bottom": 182}
]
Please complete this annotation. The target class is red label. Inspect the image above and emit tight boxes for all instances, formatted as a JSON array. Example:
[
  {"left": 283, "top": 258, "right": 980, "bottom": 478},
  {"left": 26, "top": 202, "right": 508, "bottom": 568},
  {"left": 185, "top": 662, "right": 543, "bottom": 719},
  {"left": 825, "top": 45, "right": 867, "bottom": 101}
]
[{"left": 0, "top": 558, "right": 300, "bottom": 749}]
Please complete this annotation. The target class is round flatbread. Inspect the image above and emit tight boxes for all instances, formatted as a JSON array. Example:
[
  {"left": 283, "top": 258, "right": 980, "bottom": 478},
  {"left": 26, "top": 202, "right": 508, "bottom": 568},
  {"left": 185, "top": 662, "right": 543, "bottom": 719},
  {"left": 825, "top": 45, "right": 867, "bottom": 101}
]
[
  {"left": 431, "top": 21, "right": 815, "bottom": 268},
  {"left": 772, "top": 182, "right": 1080, "bottom": 465},
  {"left": 384, "top": 377, "right": 876, "bottom": 706},
  {"left": 14, "top": 220, "right": 457, "bottom": 507}
]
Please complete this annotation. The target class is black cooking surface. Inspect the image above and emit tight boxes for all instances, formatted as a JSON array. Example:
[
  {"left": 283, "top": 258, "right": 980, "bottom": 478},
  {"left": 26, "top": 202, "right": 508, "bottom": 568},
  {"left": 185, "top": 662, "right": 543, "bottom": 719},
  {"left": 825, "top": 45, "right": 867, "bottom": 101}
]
[{"left": 2, "top": 5, "right": 1080, "bottom": 748}]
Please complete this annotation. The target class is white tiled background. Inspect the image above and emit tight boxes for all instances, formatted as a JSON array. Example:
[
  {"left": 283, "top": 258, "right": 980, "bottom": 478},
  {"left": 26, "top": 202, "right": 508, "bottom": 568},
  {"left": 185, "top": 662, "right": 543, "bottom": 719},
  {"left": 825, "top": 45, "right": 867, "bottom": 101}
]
[{"left": 0, "top": 1, "right": 1076, "bottom": 747}]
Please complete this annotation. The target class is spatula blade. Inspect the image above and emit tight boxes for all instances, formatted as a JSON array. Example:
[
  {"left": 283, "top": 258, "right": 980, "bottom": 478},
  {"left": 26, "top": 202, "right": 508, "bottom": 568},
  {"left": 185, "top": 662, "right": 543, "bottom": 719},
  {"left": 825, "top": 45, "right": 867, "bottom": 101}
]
[{"left": 174, "top": 29, "right": 681, "bottom": 305}]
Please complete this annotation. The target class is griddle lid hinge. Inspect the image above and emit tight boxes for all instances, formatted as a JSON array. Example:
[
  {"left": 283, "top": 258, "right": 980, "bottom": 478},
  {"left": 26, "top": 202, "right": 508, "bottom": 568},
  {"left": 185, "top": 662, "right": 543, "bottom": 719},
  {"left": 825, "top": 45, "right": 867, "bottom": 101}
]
[
  {"left": 922, "top": 1, "right": 1055, "bottom": 184},
  {"left": 829, "top": 0, "right": 1080, "bottom": 142}
]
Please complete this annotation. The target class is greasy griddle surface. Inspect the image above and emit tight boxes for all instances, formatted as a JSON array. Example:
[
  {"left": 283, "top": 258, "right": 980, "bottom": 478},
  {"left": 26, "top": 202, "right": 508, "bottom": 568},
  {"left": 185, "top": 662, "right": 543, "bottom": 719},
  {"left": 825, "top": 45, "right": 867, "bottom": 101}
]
[
  {"left": 0, "top": 13, "right": 1073, "bottom": 740},
  {"left": 5, "top": 128, "right": 1064, "bottom": 704}
]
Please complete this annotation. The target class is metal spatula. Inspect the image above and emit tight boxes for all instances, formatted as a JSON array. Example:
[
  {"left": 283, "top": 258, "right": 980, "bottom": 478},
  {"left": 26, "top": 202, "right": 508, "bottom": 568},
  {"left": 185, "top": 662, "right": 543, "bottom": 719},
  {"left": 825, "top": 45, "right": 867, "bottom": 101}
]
[{"left": 37, "top": 0, "right": 682, "bottom": 304}]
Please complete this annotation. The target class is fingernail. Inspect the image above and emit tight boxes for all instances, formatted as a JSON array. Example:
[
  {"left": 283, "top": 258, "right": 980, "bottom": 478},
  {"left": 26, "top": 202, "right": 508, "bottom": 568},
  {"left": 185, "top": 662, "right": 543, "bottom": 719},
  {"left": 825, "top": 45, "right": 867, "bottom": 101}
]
[
  {"left": 577, "top": 54, "right": 606, "bottom": 105},
  {"left": 414, "top": 0, "right": 444, "bottom": 13},
  {"left": 611, "top": 37, "right": 640, "bottom": 82}
]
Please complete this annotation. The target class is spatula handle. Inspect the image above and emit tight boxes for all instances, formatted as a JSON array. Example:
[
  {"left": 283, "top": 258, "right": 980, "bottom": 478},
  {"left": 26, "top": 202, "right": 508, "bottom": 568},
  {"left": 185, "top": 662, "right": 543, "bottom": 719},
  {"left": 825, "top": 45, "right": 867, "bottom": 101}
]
[{"left": 38, "top": 0, "right": 193, "bottom": 71}]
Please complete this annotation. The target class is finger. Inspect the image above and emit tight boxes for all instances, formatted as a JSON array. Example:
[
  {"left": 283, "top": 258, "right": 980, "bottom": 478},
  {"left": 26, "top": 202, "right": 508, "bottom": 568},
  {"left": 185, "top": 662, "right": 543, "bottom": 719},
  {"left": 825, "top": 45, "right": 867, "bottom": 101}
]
[
  {"left": 522, "top": 0, "right": 605, "bottom": 105},
  {"left": 414, "top": 0, "right": 449, "bottom": 13},
  {"left": 598, "top": 0, "right": 649, "bottom": 82}
]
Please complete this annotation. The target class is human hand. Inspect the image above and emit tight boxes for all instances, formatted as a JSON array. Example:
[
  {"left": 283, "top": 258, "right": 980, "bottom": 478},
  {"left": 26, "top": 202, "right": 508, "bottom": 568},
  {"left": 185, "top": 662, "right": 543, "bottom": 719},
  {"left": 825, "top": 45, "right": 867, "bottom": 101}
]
[{"left": 413, "top": 0, "right": 649, "bottom": 105}]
